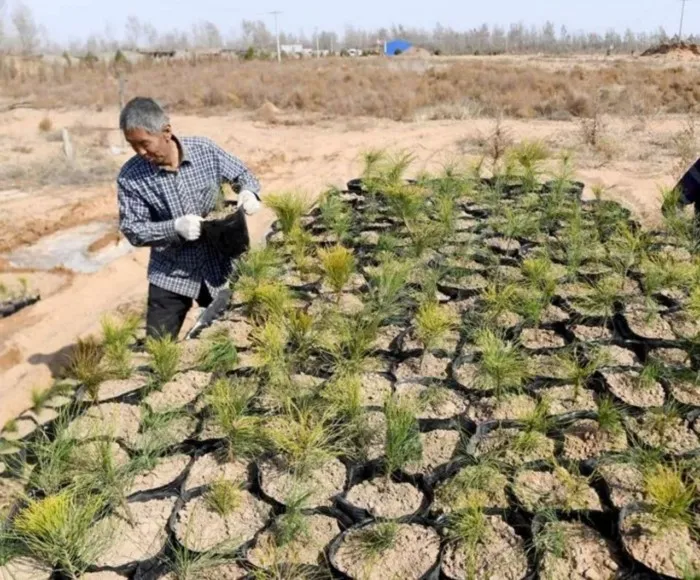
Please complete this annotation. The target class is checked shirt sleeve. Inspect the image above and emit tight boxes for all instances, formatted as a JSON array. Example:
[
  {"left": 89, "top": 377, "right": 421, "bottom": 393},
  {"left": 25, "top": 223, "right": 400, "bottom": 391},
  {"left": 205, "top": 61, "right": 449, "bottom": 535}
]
[
  {"left": 212, "top": 142, "right": 261, "bottom": 199},
  {"left": 118, "top": 179, "right": 180, "bottom": 247}
]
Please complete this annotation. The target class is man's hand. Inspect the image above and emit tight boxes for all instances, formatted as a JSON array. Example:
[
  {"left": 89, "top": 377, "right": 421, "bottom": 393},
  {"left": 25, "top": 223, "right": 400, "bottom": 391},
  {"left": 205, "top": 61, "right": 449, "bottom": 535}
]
[
  {"left": 238, "top": 190, "right": 261, "bottom": 216},
  {"left": 175, "top": 215, "right": 203, "bottom": 241}
]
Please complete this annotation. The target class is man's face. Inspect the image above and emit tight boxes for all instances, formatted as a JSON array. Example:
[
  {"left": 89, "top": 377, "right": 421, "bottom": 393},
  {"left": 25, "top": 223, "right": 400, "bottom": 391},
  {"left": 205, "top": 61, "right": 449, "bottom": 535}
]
[{"left": 124, "top": 126, "right": 172, "bottom": 165}]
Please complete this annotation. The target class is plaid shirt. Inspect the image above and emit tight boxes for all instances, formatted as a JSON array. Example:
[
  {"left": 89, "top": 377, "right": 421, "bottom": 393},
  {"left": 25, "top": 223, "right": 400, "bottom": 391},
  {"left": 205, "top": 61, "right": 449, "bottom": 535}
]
[{"left": 117, "top": 136, "right": 260, "bottom": 299}]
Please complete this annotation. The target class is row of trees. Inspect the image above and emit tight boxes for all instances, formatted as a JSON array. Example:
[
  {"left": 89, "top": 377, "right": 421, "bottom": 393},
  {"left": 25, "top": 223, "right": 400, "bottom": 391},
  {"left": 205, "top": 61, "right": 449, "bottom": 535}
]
[{"left": 0, "top": 2, "right": 697, "bottom": 56}]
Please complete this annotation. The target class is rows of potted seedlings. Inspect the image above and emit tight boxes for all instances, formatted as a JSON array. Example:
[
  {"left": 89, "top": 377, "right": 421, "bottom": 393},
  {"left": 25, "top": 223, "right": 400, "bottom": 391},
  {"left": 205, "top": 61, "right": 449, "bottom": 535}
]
[{"left": 1, "top": 148, "right": 700, "bottom": 579}]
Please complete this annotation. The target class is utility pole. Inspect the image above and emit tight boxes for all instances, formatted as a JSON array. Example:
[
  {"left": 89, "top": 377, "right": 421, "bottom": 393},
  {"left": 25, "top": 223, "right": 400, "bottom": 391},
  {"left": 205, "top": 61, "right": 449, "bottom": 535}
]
[
  {"left": 679, "top": 0, "right": 691, "bottom": 40},
  {"left": 269, "top": 10, "right": 282, "bottom": 62}
]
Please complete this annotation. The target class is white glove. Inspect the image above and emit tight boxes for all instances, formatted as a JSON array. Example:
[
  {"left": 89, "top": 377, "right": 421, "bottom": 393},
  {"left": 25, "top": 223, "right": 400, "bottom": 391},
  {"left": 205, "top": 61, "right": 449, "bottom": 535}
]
[
  {"left": 238, "top": 190, "right": 261, "bottom": 215},
  {"left": 175, "top": 215, "right": 203, "bottom": 241}
]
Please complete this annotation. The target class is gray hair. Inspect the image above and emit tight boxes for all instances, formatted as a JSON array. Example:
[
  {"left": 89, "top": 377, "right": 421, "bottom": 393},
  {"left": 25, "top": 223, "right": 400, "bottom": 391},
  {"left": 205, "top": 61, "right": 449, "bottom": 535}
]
[{"left": 119, "top": 97, "right": 169, "bottom": 133}]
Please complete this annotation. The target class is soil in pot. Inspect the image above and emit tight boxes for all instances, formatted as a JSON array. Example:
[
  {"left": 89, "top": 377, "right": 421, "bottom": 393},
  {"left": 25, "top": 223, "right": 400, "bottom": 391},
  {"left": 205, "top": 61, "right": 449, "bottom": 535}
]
[
  {"left": 669, "top": 378, "right": 700, "bottom": 406},
  {"left": 394, "top": 353, "right": 450, "bottom": 382},
  {"left": 360, "top": 373, "right": 393, "bottom": 407},
  {"left": 441, "top": 516, "right": 529, "bottom": 580},
  {"left": 625, "top": 413, "right": 699, "bottom": 455},
  {"left": 160, "top": 562, "right": 248, "bottom": 580},
  {"left": 94, "top": 497, "right": 177, "bottom": 568},
  {"left": 562, "top": 420, "right": 628, "bottom": 461},
  {"left": 602, "top": 370, "right": 665, "bottom": 409},
  {"left": 309, "top": 293, "right": 364, "bottom": 317},
  {"left": 512, "top": 468, "right": 602, "bottom": 512},
  {"left": 649, "top": 347, "right": 690, "bottom": 368},
  {"left": 0, "top": 558, "right": 52, "bottom": 580},
  {"left": 529, "top": 355, "right": 571, "bottom": 380},
  {"left": 540, "top": 385, "right": 597, "bottom": 416},
  {"left": 200, "top": 319, "right": 254, "bottom": 350},
  {"left": 258, "top": 457, "right": 346, "bottom": 508},
  {"left": 471, "top": 393, "right": 537, "bottom": 423},
  {"left": 66, "top": 403, "right": 141, "bottom": 447},
  {"left": 485, "top": 237, "right": 521, "bottom": 255},
  {"left": 345, "top": 478, "right": 424, "bottom": 519},
  {"left": 433, "top": 464, "right": 509, "bottom": 512},
  {"left": 332, "top": 522, "right": 440, "bottom": 580},
  {"left": 361, "top": 410, "right": 387, "bottom": 461},
  {"left": 520, "top": 328, "right": 566, "bottom": 350},
  {"left": 0, "top": 417, "right": 37, "bottom": 442},
  {"left": 185, "top": 453, "right": 250, "bottom": 493},
  {"left": 601, "top": 344, "right": 639, "bottom": 367},
  {"left": 395, "top": 383, "right": 468, "bottom": 420},
  {"left": 666, "top": 310, "right": 700, "bottom": 340},
  {"left": 404, "top": 429, "right": 461, "bottom": 476},
  {"left": 401, "top": 329, "right": 460, "bottom": 357},
  {"left": 596, "top": 462, "right": 644, "bottom": 509},
  {"left": 620, "top": 511, "right": 700, "bottom": 577},
  {"left": 541, "top": 305, "right": 570, "bottom": 325},
  {"left": 570, "top": 325, "right": 613, "bottom": 342},
  {"left": 247, "top": 513, "right": 339, "bottom": 569},
  {"left": 175, "top": 490, "right": 270, "bottom": 553},
  {"left": 372, "top": 325, "right": 404, "bottom": 352},
  {"left": 127, "top": 454, "right": 190, "bottom": 496},
  {"left": 537, "top": 520, "right": 620, "bottom": 580},
  {"left": 472, "top": 428, "right": 555, "bottom": 467},
  {"left": 624, "top": 308, "right": 676, "bottom": 341},
  {"left": 93, "top": 374, "right": 148, "bottom": 403},
  {"left": 144, "top": 370, "right": 212, "bottom": 413},
  {"left": 0, "top": 476, "right": 24, "bottom": 519}
]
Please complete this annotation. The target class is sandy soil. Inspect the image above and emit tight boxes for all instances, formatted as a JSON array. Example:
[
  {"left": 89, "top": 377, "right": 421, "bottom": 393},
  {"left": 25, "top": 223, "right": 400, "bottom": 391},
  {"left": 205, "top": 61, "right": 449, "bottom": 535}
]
[
  {"left": 345, "top": 478, "right": 424, "bottom": 518},
  {"left": 0, "top": 105, "right": 692, "bottom": 426}
]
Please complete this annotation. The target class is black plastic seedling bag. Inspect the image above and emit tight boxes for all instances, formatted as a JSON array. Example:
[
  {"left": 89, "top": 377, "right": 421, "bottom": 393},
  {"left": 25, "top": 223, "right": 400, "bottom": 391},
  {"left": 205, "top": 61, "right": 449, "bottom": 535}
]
[
  {"left": 201, "top": 207, "right": 250, "bottom": 260},
  {"left": 675, "top": 158, "right": 700, "bottom": 208}
]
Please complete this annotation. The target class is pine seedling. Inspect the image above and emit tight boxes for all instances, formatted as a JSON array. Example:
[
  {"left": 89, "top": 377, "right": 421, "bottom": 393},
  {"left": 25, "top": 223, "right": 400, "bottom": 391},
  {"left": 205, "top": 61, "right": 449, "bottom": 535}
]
[
  {"left": 436, "top": 460, "right": 508, "bottom": 511},
  {"left": 644, "top": 404, "right": 682, "bottom": 448},
  {"left": 447, "top": 499, "right": 488, "bottom": 579},
  {"left": 507, "top": 140, "right": 550, "bottom": 192},
  {"left": 533, "top": 510, "right": 567, "bottom": 560},
  {"left": 414, "top": 301, "right": 454, "bottom": 371},
  {"left": 11, "top": 488, "right": 108, "bottom": 577},
  {"left": 351, "top": 522, "right": 398, "bottom": 561},
  {"left": 286, "top": 310, "right": 320, "bottom": 364},
  {"left": 235, "top": 246, "right": 283, "bottom": 283},
  {"left": 573, "top": 275, "right": 626, "bottom": 319},
  {"left": 521, "top": 253, "right": 559, "bottom": 299},
  {"left": 644, "top": 463, "right": 694, "bottom": 528},
  {"left": 25, "top": 414, "right": 78, "bottom": 495},
  {"left": 523, "top": 398, "right": 555, "bottom": 435},
  {"left": 274, "top": 489, "right": 312, "bottom": 547},
  {"left": 205, "top": 479, "right": 243, "bottom": 516},
  {"left": 365, "top": 259, "right": 413, "bottom": 323},
  {"left": 319, "top": 188, "right": 353, "bottom": 242},
  {"left": 206, "top": 377, "right": 265, "bottom": 460},
  {"left": 251, "top": 321, "right": 291, "bottom": 400},
  {"left": 145, "top": 335, "right": 180, "bottom": 385},
  {"left": 384, "top": 183, "right": 425, "bottom": 224},
  {"left": 264, "top": 192, "right": 311, "bottom": 236},
  {"left": 384, "top": 395, "right": 422, "bottom": 474},
  {"left": 101, "top": 313, "right": 139, "bottom": 380},
  {"left": 168, "top": 541, "right": 236, "bottom": 580},
  {"left": 606, "top": 223, "right": 651, "bottom": 278},
  {"left": 555, "top": 346, "right": 610, "bottom": 399},
  {"left": 322, "top": 314, "right": 378, "bottom": 376},
  {"left": 318, "top": 245, "right": 355, "bottom": 301},
  {"left": 492, "top": 207, "right": 541, "bottom": 241},
  {"left": 66, "top": 336, "right": 105, "bottom": 401},
  {"left": 198, "top": 328, "right": 239, "bottom": 374},
  {"left": 474, "top": 328, "right": 529, "bottom": 399},
  {"left": 596, "top": 396, "right": 624, "bottom": 435},
  {"left": 30, "top": 386, "right": 52, "bottom": 413},
  {"left": 661, "top": 186, "right": 697, "bottom": 248},
  {"left": 239, "top": 279, "right": 292, "bottom": 324},
  {"left": 266, "top": 402, "right": 343, "bottom": 477},
  {"left": 481, "top": 282, "right": 519, "bottom": 322}
]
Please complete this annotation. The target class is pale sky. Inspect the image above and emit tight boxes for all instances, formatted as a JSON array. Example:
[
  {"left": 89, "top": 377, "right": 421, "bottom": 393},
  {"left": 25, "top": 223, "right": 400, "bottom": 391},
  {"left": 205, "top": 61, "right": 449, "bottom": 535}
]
[{"left": 8, "top": 0, "right": 699, "bottom": 44}]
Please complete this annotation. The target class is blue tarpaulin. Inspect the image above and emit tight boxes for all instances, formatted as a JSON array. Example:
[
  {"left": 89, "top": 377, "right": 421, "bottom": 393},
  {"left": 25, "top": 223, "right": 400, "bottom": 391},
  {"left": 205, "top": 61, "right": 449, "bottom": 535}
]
[{"left": 384, "top": 39, "right": 413, "bottom": 55}]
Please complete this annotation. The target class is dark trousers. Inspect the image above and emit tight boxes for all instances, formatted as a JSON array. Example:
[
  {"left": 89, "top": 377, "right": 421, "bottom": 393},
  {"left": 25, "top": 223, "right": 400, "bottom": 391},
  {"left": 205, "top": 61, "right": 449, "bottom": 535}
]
[{"left": 145, "top": 283, "right": 213, "bottom": 340}]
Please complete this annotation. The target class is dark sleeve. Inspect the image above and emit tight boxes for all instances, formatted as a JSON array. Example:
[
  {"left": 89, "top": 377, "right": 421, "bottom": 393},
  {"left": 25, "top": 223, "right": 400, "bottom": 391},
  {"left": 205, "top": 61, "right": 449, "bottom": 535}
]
[
  {"left": 210, "top": 141, "right": 261, "bottom": 199},
  {"left": 675, "top": 158, "right": 700, "bottom": 206},
  {"left": 118, "top": 178, "right": 180, "bottom": 247}
]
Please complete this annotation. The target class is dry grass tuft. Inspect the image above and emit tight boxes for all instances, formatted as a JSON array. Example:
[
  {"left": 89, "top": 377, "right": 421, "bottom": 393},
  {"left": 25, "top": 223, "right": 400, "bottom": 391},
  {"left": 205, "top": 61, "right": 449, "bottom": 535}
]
[{"left": 3, "top": 57, "right": 700, "bottom": 121}]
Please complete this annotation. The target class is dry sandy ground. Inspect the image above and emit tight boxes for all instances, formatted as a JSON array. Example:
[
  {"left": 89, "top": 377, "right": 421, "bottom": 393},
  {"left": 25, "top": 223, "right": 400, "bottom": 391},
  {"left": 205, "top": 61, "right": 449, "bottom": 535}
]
[{"left": 0, "top": 105, "right": 693, "bottom": 425}]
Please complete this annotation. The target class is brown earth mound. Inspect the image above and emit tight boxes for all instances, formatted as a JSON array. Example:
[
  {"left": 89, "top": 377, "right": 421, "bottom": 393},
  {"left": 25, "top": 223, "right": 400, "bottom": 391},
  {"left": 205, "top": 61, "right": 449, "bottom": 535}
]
[{"left": 641, "top": 42, "right": 700, "bottom": 59}]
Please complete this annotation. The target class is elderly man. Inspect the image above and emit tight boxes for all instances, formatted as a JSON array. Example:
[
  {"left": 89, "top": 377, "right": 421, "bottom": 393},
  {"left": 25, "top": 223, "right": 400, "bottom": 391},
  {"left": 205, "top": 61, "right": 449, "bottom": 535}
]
[{"left": 117, "top": 96, "right": 261, "bottom": 340}]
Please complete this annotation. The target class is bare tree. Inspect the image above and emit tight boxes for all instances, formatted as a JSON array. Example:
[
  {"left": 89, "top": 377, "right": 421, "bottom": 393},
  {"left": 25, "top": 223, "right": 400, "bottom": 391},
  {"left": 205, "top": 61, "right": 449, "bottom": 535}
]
[
  {"left": 125, "top": 16, "right": 143, "bottom": 49},
  {"left": 12, "top": 1, "right": 40, "bottom": 55}
]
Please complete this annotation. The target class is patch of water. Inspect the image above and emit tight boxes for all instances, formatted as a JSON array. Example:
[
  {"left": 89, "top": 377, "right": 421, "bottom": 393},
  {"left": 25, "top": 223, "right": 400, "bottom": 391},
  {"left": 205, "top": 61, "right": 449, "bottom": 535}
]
[{"left": 4, "top": 222, "right": 135, "bottom": 274}]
